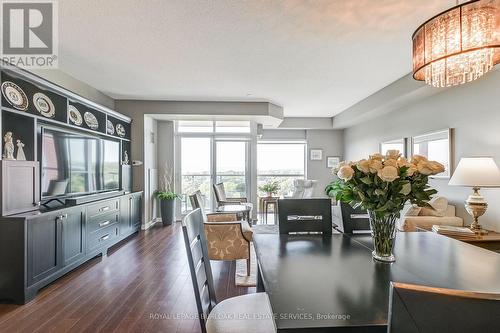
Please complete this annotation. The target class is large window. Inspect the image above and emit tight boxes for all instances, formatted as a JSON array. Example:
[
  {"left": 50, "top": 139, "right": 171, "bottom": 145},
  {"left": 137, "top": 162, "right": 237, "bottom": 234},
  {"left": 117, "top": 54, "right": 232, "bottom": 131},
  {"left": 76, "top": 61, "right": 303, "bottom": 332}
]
[
  {"left": 180, "top": 137, "right": 211, "bottom": 212},
  {"left": 257, "top": 142, "right": 306, "bottom": 197},
  {"left": 177, "top": 121, "right": 251, "bottom": 213}
]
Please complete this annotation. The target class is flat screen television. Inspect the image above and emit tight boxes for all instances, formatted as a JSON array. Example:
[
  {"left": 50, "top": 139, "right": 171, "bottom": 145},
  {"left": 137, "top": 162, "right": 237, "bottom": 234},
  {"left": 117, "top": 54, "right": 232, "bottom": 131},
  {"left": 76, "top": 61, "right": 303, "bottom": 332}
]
[{"left": 41, "top": 127, "right": 120, "bottom": 198}]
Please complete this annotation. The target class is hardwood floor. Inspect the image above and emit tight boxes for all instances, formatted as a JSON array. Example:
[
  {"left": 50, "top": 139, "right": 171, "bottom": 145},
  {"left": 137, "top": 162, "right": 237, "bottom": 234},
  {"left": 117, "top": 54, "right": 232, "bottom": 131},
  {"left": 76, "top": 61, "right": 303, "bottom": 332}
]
[{"left": 0, "top": 222, "right": 255, "bottom": 333}]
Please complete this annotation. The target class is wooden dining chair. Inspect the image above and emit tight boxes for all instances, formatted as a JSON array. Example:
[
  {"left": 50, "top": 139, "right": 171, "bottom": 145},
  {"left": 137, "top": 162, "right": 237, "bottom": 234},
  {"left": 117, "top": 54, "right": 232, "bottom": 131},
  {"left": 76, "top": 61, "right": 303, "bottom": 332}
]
[
  {"left": 182, "top": 209, "right": 276, "bottom": 333},
  {"left": 388, "top": 282, "right": 500, "bottom": 332}
]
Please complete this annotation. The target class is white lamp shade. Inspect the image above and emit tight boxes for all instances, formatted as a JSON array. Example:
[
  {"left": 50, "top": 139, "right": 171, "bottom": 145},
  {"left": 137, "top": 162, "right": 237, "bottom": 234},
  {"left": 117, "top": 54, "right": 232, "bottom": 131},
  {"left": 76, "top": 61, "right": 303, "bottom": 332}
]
[{"left": 449, "top": 157, "right": 500, "bottom": 188}]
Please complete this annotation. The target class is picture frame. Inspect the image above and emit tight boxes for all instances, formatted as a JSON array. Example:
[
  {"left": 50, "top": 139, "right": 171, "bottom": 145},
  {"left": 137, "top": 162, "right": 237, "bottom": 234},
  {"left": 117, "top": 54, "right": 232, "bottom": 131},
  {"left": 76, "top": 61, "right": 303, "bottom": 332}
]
[
  {"left": 327, "top": 156, "right": 340, "bottom": 169},
  {"left": 411, "top": 129, "right": 452, "bottom": 178},
  {"left": 310, "top": 149, "right": 323, "bottom": 161}
]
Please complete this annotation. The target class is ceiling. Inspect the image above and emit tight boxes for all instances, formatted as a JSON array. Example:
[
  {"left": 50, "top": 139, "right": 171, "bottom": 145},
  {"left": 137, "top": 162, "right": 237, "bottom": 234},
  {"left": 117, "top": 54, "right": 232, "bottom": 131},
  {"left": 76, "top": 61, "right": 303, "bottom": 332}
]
[{"left": 57, "top": 0, "right": 453, "bottom": 117}]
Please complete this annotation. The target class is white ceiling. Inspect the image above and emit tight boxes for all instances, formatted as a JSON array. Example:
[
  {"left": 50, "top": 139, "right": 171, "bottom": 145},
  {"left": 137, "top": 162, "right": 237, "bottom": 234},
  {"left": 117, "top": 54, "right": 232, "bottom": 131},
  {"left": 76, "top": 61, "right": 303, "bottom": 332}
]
[{"left": 57, "top": 0, "right": 453, "bottom": 117}]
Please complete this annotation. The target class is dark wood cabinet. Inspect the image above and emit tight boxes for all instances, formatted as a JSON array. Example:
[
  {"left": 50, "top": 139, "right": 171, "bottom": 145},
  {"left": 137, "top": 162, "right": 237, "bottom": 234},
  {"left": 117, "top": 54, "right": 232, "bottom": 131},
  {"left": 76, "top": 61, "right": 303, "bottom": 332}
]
[
  {"left": 27, "top": 212, "right": 61, "bottom": 286},
  {"left": 0, "top": 191, "right": 142, "bottom": 304},
  {"left": 61, "top": 207, "right": 86, "bottom": 267}
]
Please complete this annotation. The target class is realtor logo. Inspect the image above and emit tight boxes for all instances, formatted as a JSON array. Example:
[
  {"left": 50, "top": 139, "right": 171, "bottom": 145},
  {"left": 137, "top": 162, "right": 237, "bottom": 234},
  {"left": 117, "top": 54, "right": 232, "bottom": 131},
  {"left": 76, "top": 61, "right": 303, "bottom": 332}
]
[{"left": 1, "top": 0, "right": 58, "bottom": 68}]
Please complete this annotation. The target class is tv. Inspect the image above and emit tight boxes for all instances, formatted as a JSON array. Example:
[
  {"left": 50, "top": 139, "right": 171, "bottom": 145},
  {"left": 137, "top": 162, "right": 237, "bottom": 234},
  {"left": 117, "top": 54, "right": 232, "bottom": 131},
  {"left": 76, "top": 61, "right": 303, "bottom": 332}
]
[{"left": 41, "top": 127, "right": 120, "bottom": 198}]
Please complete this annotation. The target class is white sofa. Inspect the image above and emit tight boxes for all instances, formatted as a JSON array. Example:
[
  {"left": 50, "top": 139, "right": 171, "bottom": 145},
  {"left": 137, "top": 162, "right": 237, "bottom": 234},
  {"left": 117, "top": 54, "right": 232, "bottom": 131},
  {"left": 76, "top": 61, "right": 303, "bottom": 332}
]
[{"left": 397, "top": 204, "right": 464, "bottom": 232}]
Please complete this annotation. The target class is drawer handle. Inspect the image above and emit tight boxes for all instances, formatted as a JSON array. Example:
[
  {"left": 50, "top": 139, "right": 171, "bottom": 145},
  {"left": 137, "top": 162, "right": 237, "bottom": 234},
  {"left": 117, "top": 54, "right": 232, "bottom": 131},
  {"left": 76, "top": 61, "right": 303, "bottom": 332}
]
[
  {"left": 99, "top": 206, "right": 110, "bottom": 212},
  {"left": 100, "top": 234, "right": 110, "bottom": 241},
  {"left": 99, "top": 220, "right": 111, "bottom": 227}
]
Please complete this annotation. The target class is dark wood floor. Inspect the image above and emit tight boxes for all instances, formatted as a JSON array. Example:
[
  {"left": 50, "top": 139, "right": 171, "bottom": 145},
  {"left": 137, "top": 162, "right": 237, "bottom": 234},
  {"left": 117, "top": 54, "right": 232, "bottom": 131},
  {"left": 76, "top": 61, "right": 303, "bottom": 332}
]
[{"left": 0, "top": 222, "right": 254, "bottom": 333}]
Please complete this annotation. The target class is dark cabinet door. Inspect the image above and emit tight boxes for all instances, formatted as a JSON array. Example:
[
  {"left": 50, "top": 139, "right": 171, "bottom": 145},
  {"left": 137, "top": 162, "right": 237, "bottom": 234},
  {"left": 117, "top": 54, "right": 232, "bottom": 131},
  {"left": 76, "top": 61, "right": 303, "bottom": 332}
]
[
  {"left": 27, "top": 212, "right": 61, "bottom": 286},
  {"left": 119, "top": 196, "right": 131, "bottom": 236},
  {"left": 61, "top": 207, "right": 86, "bottom": 267},
  {"left": 131, "top": 194, "right": 142, "bottom": 229}
]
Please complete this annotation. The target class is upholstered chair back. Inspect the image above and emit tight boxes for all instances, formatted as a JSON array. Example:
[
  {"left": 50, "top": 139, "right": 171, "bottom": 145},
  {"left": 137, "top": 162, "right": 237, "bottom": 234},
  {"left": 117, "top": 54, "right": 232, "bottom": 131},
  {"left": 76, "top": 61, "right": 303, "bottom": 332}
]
[{"left": 213, "top": 183, "right": 227, "bottom": 203}]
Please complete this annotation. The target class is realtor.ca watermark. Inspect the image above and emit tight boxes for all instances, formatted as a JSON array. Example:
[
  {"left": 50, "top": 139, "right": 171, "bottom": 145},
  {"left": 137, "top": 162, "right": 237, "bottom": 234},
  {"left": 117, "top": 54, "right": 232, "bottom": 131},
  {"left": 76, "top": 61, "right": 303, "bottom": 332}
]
[{"left": 1, "top": 0, "right": 58, "bottom": 69}]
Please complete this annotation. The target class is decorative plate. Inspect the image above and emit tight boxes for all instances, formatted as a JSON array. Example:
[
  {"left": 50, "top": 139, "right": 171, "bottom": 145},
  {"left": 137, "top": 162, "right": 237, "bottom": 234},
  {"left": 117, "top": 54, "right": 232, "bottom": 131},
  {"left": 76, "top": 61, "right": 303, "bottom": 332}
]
[
  {"left": 106, "top": 119, "right": 115, "bottom": 135},
  {"left": 116, "top": 123, "right": 126, "bottom": 137},
  {"left": 68, "top": 105, "right": 83, "bottom": 125},
  {"left": 1, "top": 81, "right": 28, "bottom": 110},
  {"left": 84, "top": 112, "right": 99, "bottom": 130},
  {"left": 33, "top": 92, "right": 55, "bottom": 118}
]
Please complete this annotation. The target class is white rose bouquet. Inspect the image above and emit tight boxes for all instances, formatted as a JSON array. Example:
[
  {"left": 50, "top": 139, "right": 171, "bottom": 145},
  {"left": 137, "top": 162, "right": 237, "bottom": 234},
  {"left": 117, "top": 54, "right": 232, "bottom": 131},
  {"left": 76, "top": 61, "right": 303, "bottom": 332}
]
[
  {"left": 326, "top": 150, "right": 444, "bottom": 217},
  {"left": 326, "top": 150, "right": 444, "bottom": 262}
]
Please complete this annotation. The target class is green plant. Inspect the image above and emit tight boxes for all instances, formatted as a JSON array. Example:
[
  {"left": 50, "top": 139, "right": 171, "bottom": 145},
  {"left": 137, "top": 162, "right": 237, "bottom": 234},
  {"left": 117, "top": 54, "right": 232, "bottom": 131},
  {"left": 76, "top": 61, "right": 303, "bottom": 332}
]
[
  {"left": 155, "top": 162, "right": 180, "bottom": 201},
  {"left": 325, "top": 151, "right": 443, "bottom": 219},
  {"left": 154, "top": 190, "right": 180, "bottom": 201},
  {"left": 259, "top": 181, "right": 280, "bottom": 195}
]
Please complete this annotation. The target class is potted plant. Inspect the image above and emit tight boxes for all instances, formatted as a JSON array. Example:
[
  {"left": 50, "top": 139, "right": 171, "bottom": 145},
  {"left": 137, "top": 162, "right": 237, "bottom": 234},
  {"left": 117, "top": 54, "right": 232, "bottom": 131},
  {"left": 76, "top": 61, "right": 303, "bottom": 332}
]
[
  {"left": 154, "top": 163, "right": 180, "bottom": 226},
  {"left": 325, "top": 150, "right": 444, "bottom": 262},
  {"left": 259, "top": 181, "right": 280, "bottom": 197}
]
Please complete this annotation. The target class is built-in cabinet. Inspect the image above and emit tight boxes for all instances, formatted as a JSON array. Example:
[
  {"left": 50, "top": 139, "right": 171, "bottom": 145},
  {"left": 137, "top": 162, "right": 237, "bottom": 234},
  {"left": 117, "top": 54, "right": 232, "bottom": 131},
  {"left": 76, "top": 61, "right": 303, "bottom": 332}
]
[{"left": 0, "top": 191, "right": 142, "bottom": 304}]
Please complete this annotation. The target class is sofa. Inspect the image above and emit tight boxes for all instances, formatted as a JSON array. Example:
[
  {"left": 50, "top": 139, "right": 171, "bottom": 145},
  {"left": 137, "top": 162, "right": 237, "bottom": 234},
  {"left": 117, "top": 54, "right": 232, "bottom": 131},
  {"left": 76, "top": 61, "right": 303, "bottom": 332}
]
[{"left": 397, "top": 203, "right": 464, "bottom": 232}]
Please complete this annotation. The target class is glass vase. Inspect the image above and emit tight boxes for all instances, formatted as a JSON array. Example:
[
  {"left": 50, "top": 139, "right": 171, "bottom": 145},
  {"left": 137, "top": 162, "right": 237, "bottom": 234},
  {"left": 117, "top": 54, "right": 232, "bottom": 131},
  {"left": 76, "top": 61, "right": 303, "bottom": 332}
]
[{"left": 367, "top": 210, "right": 398, "bottom": 263}]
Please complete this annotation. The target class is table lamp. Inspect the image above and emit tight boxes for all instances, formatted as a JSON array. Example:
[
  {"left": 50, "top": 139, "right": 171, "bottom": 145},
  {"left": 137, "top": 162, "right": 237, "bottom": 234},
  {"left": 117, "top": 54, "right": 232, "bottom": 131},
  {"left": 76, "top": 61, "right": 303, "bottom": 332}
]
[{"left": 449, "top": 157, "right": 500, "bottom": 234}]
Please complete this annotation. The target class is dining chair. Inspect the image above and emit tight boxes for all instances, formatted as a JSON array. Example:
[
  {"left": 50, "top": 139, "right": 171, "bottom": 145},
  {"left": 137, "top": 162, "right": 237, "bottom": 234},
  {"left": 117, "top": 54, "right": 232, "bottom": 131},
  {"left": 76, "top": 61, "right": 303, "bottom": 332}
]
[
  {"left": 278, "top": 198, "right": 332, "bottom": 234},
  {"left": 189, "top": 191, "right": 253, "bottom": 275},
  {"left": 338, "top": 202, "right": 371, "bottom": 234},
  {"left": 213, "top": 182, "right": 248, "bottom": 205},
  {"left": 388, "top": 282, "right": 500, "bottom": 332},
  {"left": 182, "top": 209, "right": 276, "bottom": 333}
]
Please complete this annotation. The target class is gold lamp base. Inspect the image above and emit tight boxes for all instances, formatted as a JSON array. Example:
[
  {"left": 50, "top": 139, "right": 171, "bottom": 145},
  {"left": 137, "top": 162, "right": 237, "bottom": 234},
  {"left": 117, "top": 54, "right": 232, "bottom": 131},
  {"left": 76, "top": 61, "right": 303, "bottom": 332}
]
[{"left": 465, "top": 187, "right": 488, "bottom": 235}]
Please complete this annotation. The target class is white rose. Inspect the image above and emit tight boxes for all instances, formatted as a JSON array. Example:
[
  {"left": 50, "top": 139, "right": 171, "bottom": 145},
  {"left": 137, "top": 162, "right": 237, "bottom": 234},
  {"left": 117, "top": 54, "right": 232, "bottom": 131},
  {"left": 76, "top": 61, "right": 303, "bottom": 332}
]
[
  {"left": 406, "top": 164, "right": 418, "bottom": 176},
  {"left": 369, "top": 153, "right": 384, "bottom": 161},
  {"left": 417, "top": 161, "right": 433, "bottom": 175},
  {"left": 357, "top": 159, "right": 370, "bottom": 173},
  {"left": 337, "top": 165, "right": 355, "bottom": 181},
  {"left": 411, "top": 155, "right": 428, "bottom": 164},
  {"left": 397, "top": 157, "right": 411, "bottom": 168},
  {"left": 385, "top": 150, "right": 401, "bottom": 160},
  {"left": 427, "top": 161, "right": 445, "bottom": 175},
  {"left": 377, "top": 166, "right": 399, "bottom": 182},
  {"left": 384, "top": 159, "right": 398, "bottom": 168},
  {"left": 368, "top": 159, "right": 383, "bottom": 173}
]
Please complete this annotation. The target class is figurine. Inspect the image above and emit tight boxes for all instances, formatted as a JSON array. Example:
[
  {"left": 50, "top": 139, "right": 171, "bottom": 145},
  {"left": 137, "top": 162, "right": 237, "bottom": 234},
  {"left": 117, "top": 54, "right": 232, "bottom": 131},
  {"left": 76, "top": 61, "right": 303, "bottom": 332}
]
[
  {"left": 123, "top": 150, "right": 129, "bottom": 165},
  {"left": 16, "top": 140, "right": 26, "bottom": 160},
  {"left": 3, "top": 132, "right": 15, "bottom": 160}
]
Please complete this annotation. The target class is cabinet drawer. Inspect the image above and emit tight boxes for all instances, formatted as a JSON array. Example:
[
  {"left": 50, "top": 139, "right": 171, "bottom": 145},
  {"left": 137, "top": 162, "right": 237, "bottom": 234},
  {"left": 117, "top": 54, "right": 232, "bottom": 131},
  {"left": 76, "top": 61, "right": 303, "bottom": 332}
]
[
  {"left": 87, "top": 212, "right": 119, "bottom": 234},
  {"left": 87, "top": 199, "right": 119, "bottom": 218},
  {"left": 87, "top": 224, "right": 119, "bottom": 252}
]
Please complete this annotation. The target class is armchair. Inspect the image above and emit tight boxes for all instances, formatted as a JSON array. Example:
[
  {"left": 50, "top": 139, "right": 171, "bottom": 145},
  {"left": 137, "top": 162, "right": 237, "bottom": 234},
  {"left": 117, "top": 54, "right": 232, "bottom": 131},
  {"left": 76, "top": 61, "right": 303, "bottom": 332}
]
[
  {"left": 189, "top": 191, "right": 252, "bottom": 275},
  {"left": 213, "top": 182, "right": 249, "bottom": 206},
  {"left": 291, "top": 179, "right": 317, "bottom": 198}
]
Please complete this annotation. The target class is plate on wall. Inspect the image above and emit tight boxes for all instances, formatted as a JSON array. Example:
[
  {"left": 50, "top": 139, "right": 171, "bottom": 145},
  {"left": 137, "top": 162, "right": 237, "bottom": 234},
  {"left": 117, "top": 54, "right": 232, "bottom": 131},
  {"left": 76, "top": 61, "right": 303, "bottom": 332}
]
[
  {"left": 33, "top": 92, "right": 55, "bottom": 118},
  {"left": 1, "top": 81, "right": 28, "bottom": 111},
  {"left": 116, "top": 123, "right": 126, "bottom": 137},
  {"left": 84, "top": 111, "right": 99, "bottom": 130},
  {"left": 68, "top": 105, "right": 83, "bottom": 125},
  {"left": 106, "top": 119, "right": 115, "bottom": 135}
]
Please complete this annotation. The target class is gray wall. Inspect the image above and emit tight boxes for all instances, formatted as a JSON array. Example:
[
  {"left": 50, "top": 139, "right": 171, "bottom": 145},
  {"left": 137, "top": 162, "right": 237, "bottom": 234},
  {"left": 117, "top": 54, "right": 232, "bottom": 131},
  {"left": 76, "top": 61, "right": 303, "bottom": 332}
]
[
  {"left": 30, "top": 69, "right": 115, "bottom": 109},
  {"left": 343, "top": 69, "right": 500, "bottom": 232}
]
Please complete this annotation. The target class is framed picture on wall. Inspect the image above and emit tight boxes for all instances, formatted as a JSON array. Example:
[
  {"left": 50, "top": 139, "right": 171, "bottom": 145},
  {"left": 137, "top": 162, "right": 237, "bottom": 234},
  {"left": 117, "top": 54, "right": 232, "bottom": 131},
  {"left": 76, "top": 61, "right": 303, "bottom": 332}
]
[
  {"left": 310, "top": 149, "right": 323, "bottom": 161},
  {"left": 327, "top": 156, "right": 340, "bottom": 169},
  {"left": 380, "top": 138, "right": 407, "bottom": 157},
  {"left": 411, "top": 129, "right": 452, "bottom": 178}
]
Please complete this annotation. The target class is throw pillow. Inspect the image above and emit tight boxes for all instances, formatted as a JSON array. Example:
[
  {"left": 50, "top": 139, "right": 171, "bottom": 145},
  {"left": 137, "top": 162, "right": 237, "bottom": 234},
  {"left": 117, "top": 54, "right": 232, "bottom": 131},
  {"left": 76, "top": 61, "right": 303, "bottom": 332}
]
[
  {"left": 419, "top": 197, "right": 448, "bottom": 217},
  {"left": 401, "top": 204, "right": 422, "bottom": 216}
]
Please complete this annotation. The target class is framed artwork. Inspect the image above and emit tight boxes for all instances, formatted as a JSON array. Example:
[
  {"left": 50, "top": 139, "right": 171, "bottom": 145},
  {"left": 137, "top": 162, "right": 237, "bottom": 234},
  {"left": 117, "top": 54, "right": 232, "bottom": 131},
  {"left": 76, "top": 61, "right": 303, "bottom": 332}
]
[
  {"left": 310, "top": 149, "right": 323, "bottom": 161},
  {"left": 380, "top": 138, "right": 407, "bottom": 157},
  {"left": 411, "top": 129, "right": 452, "bottom": 178},
  {"left": 327, "top": 156, "right": 340, "bottom": 169}
]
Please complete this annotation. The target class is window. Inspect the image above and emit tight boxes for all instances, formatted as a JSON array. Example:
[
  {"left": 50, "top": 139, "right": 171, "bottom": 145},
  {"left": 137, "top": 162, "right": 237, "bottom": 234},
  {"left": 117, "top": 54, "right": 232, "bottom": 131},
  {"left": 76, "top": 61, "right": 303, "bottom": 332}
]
[
  {"left": 257, "top": 142, "right": 306, "bottom": 197},
  {"left": 412, "top": 129, "right": 451, "bottom": 178},
  {"left": 180, "top": 137, "right": 211, "bottom": 212},
  {"left": 380, "top": 138, "right": 406, "bottom": 157},
  {"left": 177, "top": 121, "right": 252, "bottom": 214}
]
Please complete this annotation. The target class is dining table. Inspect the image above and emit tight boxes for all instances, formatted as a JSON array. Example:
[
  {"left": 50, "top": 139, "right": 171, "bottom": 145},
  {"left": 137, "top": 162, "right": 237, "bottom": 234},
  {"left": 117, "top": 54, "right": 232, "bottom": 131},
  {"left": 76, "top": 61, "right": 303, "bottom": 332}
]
[
  {"left": 253, "top": 231, "right": 500, "bottom": 332},
  {"left": 215, "top": 204, "right": 252, "bottom": 223}
]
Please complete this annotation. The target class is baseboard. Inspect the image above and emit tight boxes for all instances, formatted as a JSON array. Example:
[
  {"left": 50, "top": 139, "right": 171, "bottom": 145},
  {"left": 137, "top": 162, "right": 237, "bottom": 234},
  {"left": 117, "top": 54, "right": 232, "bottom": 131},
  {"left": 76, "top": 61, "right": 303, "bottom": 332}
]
[{"left": 142, "top": 218, "right": 160, "bottom": 230}]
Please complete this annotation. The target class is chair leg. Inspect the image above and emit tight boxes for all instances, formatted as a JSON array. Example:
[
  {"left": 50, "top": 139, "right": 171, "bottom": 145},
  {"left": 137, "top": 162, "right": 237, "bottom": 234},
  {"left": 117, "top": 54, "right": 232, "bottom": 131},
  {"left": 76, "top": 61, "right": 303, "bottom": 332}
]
[{"left": 246, "top": 258, "right": 251, "bottom": 276}]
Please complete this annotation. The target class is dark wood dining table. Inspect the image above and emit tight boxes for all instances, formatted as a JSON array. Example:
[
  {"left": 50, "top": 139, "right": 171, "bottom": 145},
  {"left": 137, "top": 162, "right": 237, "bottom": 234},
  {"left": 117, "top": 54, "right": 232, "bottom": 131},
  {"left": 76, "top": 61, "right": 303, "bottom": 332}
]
[{"left": 253, "top": 231, "right": 500, "bottom": 332}]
